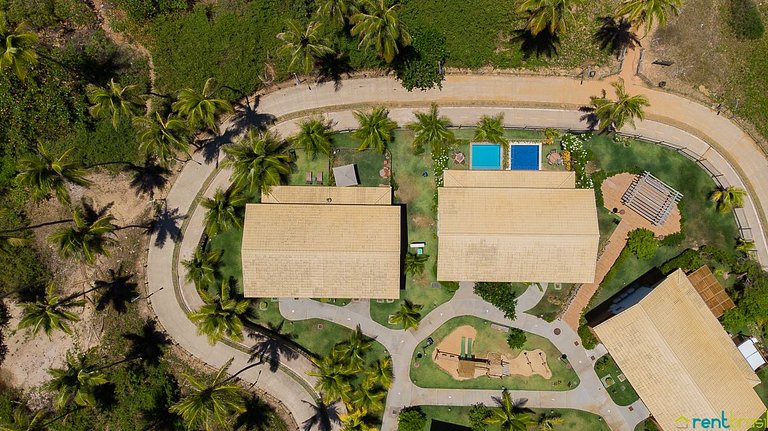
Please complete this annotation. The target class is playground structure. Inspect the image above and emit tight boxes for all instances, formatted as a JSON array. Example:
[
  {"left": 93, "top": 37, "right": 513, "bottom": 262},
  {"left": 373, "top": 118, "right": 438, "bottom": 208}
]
[{"left": 432, "top": 325, "right": 553, "bottom": 381}]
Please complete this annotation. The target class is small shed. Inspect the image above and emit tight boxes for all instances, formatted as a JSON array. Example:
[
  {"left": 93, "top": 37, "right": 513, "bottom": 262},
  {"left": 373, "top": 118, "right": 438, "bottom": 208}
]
[{"left": 333, "top": 164, "right": 359, "bottom": 187}]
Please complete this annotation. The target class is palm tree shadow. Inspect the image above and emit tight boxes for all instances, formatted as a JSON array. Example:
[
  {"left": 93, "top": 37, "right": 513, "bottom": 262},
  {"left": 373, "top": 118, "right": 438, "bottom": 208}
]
[
  {"left": 301, "top": 398, "right": 342, "bottom": 431},
  {"left": 316, "top": 52, "right": 353, "bottom": 92},
  {"left": 198, "top": 95, "right": 277, "bottom": 165},
  {"left": 248, "top": 320, "right": 299, "bottom": 372},
  {"left": 81, "top": 198, "right": 114, "bottom": 223},
  {"left": 513, "top": 29, "right": 560, "bottom": 59},
  {"left": 234, "top": 393, "right": 276, "bottom": 430},
  {"left": 148, "top": 203, "right": 184, "bottom": 247},
  {"left": 122, "top": 319, "right": 171, "bottom": 365},
  {"left": 492, "top": 394, "right": 532, "bottom": 413},
  {"left": 579, "top": 107, "right": 599, "bottom": 131},
  {"left": 127, "top": 161, "right": 171, "bottom": 199},
  {"left": 95, "top": 265, "right": 138, "bottom": 313}
]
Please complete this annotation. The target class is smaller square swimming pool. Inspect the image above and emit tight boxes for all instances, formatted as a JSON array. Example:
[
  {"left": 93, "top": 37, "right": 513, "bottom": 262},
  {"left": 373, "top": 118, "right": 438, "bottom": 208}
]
[
  {"left": 470, "top": 143, "right": 502, "bottom": 170},
  {"left": 509, "top": 143, "right": 541, "bottom": 170}
]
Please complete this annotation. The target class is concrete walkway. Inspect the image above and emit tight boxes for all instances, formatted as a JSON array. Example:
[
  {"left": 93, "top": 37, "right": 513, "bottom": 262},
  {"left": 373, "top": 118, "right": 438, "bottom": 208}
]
[
  {"left": 280, "top": 282, "right": 650, "bottom": 431},
  {"left": 145, "top": 62, "right": 768, "bottom": 431},
  {"left": 563, "top": 222, "right": 633, "bottom": 330}
]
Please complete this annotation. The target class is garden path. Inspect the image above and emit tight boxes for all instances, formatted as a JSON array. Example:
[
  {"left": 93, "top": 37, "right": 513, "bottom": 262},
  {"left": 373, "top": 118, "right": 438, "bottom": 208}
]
[
  {"left": 147, "top": 59, "right": 768, "bottom": 431},
  {"left": 279, "top": 282, "right": 650, "bottom": 431}
]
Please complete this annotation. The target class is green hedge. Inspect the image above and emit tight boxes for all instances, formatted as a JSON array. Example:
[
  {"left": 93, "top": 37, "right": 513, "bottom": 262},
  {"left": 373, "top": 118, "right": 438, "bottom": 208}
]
[{"left": 729, "top": 0, "right": 765, "bottom": 39}]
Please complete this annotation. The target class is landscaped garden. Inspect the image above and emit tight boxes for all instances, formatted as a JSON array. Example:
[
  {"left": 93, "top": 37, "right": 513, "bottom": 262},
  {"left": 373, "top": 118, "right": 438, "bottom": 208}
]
[
  {"left": 410, "top": 316, "right": 579, "bottom": 390},
  {"left": 525, "top": 283, "right": 577, "bottom": 322},
  {"left": 410, "top": 404, "right": 612, "bottom": 431},
  {"left": 594, "top": 354, "right": 639, "bottom": 406}
]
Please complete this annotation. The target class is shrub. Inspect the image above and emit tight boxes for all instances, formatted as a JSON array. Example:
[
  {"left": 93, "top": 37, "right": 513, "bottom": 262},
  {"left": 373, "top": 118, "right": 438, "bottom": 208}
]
[
  {"left": 659, "top": 231, "right": 685, "bottom": 247},
  {"left": 728, "top": 0, "right": 765, "bottom": 40},
  {"left": 394, "top": 25, "right": 446, "bottom": 91},
  {"left": 626, "top": 228, "right": 658, "bottom": 260},
  {"left": 506, "top": 328, "right": 527, "bottom": 349},
  {"left": 578, "top": 324, "right": 598, "bottom": 349},
  {"left": 474, "top": 282, "right": 518, "bottom": 320},
  {"left": 595, "top": 355, "right": 610, "bottom": 371},
  {"left": 439, "top": 281, "right": 460, "bottom": 292},
  {"left": 721, "top": 307, "right": 748, "bottom": 334},
  {"left": 469, "top": 403, "right": 492, "bottom": 431},
  {"left": 116, "top": 0, "right": 190, "bottom": 21},
  {"left": 660, "top": 249, "right": 702, "bottom": 274},
  {"left": 398, "top": 407, "right": 427, "bottom": 431}
]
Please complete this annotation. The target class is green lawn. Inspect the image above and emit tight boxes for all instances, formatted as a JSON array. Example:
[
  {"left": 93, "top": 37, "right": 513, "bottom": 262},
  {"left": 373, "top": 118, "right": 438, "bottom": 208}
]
[
  {"left": 410, "top": 316, "right": 579, "bottom": 390},
  {"left": 417, "top": 405, "right": 611, "bottom": 431},
  {"left": 525, "top": 283, "right": 578, "bottom": 322},
  {"left": 370, "top": 130, "right": 458, "bottom": 328},
  {"left": 756, "top": 367, "right": 768, "bottom": 408},
  {"left": 634, "top": 418, "right": 661, "bottom": 431},
  {"left": 593, "top": 354, "right": 640, "bottom": 406},
  {"left": 586, "top": 135, "right": 739, "bottom": 309}
]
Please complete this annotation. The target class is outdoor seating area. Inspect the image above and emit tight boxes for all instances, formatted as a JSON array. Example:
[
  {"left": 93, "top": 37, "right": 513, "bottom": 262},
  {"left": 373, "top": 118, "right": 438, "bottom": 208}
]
[
  {"left": 304, "top": 171, "right": 325, "bottom": 185},
  {"left": 621, "top": 171, "right": 683, "bottom": 226}
]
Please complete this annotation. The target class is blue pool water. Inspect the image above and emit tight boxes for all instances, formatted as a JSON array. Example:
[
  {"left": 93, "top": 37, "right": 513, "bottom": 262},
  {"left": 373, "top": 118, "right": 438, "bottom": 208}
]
[
  {"left": 509, "top": 144, "right": 540, "bottom": 170},
  {"left": 470, "top": 144, "right": 502, "bottom": 170}
]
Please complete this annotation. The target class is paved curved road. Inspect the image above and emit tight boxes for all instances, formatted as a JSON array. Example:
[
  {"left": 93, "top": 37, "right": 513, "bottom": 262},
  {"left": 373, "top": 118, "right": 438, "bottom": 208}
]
[{"left": 147, "top": 68, "right": 768, "bottom": 431}]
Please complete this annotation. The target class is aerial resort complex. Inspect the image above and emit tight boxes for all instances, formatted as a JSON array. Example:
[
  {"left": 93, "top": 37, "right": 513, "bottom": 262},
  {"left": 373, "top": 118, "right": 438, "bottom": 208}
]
[{"left": 1, "top": 0, "right": 767, "bottom": 431}]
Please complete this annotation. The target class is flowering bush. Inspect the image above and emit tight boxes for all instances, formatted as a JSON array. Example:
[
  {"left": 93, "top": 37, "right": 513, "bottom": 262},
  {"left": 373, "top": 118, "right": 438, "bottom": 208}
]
[
  {"left": 560, "top": 133, "right": 594, "bottom": 188},
  {"left": 432, "top": 146, "right": 451, "bottom": 187}
]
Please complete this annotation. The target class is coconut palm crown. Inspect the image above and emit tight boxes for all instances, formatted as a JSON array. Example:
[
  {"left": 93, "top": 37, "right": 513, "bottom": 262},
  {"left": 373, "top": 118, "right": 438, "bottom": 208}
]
[
  {"left": 16, "top": 144, "right": 92, "bottom": 205},
  {"left": 517, "top": 0, "right": 578, "bottom": 36},
  {"left": 352, "top": 107, "right": 397, "bottom": 154},
  {"left": 277, "top": 20, "right": 334, "bottom": 76},
  {"left": 172, "top": 78, "right": 233, "bottom": 133},
  {"left": 0, "top": 12, "right": 38, "bottom": 81},
  {"left": 223, "top": 128, "right": 296, "bottom": 194},
  {"left": 350, "top": 0, "right": 412, "bottom": 63},
  {"left": 17, "top": 282, "right": 83, "bottom": 338},
  {"left": 87, "top": 78, "right": 145, "bottom": 128}
]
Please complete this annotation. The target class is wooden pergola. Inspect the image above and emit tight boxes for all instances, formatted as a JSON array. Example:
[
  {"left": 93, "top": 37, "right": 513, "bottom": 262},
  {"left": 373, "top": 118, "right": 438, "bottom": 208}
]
[{"left": 621, "top": 171, "right": 682, "bottom": 226}]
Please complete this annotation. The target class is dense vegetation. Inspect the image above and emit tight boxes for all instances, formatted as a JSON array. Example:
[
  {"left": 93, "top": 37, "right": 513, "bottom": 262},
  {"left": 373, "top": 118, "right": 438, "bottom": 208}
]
[{"left": 473, "top": 282, "right": 520, "bottom": 320}]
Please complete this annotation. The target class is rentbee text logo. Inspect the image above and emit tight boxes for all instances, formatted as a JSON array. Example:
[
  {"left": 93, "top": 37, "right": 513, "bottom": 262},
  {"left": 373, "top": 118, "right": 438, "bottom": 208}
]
[{"left": 674, "top": 411, "right": 768, "bottom": 429}]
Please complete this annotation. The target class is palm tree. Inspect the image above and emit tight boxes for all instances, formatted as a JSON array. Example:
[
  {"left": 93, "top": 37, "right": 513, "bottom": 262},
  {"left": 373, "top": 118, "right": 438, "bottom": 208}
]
[
  {"left": 317, "top": 0, "right": 359, "bottom": 26},
  {"left": 133, "top": 112, "right": 191, "bottom": 166},
  {"left": 484, "top": 390, "right": 536, "bottom": 431},
  {"left": 615, "top": 0, "right": 681, "bottom": 35},
  {"left": 388, "top": 299, "right": 422, "bottom": 330},
  {"left": 593, "top": 17, "right": 641, "bottom": 58},
  {"left": 172, "top": 78, "right": 233, "bottom": 133},
  {"left": 17, "top": 283, "right": 83, "bottom": 338},
  {"left": 350, "top": 387, "right": 385, "bottom": 413},
  {"left": 201, "top": 188, "right": 246, "bottom": 236},
  {"left": 364, "top": 357, "right": 393, "bottom": 389},
  {"left": 352, "top": 107, "right": 397, "bottom": 154},
  {"left": 308, "top": 355, "right": 353, "bottom": 404},
  {"left": 48, "top": 207, "right": 115, "bottom": 263},
  {"left": 0, "top": 404, "right": 50, "bottom": 431},
  {"left": 583, "top": 78, "right": 649, "bottom": 132},
  {"left": 170, "top": 357, "right": 246, "bottom": 431},
  {"left": 404, "top": 252, "right": 429, "bottom": 277},
  {"left": 188, "top": 279, "right": 253, "bottom": 345},
  {"left": 277, "top": 20, "right": 334, "bottom": 77},
  {"left": 0, "top": 12, "right": 38, "bottom": 81},
  {"left": 350, "top": 0, "right": 412, "bottom": 63},
  {"left": 45, "top": 350, "right": 108, "bottom": 409},
  {"left": 516, "top": 0, "right": 577, "bottom": 36},
  {"left": 332, "top": 325, "right": 372, "bottom": 368},
  {"left": 86, "top": 78, "right": 145, "bottom": 128},
  {"left": 16, "top": 144, "right": 92, "bottom": 205},
  {"left": 182, "top": 248, "right": 223, "bottom": 289},
  {"left": 223, "top": 128, "right": 296, "bottom": 195},
  {"left": 339, "top": 408, "right": 375, "bottom": 431},
  {"left": 709, "top": 186, "right": 746, "bottom": 213},
  {"left": 408, "top": 103, "right": 453, "bottom": 154},
  {"left": 474, "top": 114, "right": 507, "bottom": 145},
  {"left": 537, "top": 411, "right": 564, "bottom": 430},
  {"left": 736, "top": 238, "right": 756, "bottom": 253},
  {"left": 293, "top": 118, "right": 334, "bottom": 160},
  {"left": 0, "top": 233, "right": 26, "bottom": 256}
]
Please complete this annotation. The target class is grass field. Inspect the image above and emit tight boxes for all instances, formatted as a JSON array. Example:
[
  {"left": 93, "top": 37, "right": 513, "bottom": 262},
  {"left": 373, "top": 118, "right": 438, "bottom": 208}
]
[
  {"left": 652, "top": 0, "right": 768, "bottom": 146},
  {"left": 585, "top": 135, "right": 739, "bottom": 309},
  {"left": 756, "top": 368, "right": 768, "bottom": 407},
  {"left": 410, "top": 316, "right": 579, "bottom": 390},
  {"left": 417, "top": 405, "right": 611, "bottom": 431},
  {"left": 593, "top": 354, "right": 640, "bottom": 406},
  {"left": 525, "top": 283, "right": 577, "bottom": 322}
]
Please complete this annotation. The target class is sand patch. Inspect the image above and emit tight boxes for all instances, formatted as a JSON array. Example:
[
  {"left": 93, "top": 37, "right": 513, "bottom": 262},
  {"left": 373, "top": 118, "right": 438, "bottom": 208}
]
[{"left": 432, "top": 325, "right": 552, "bottom": 381}]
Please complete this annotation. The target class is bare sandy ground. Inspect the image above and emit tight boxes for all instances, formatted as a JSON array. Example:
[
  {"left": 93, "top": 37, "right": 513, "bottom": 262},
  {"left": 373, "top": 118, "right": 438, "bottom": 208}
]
[{"left": 433, "top": 325, "right": 552, "bottom": 380}]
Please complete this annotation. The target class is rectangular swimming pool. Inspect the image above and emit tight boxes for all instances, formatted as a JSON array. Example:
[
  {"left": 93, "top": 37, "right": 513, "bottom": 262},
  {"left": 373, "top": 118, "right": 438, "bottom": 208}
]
[
  {"left": 470, "top": 143, "right": 502, "bottom": 170},
  {"left": 509, "top": 143, "right": 541, "bottom": 170}
]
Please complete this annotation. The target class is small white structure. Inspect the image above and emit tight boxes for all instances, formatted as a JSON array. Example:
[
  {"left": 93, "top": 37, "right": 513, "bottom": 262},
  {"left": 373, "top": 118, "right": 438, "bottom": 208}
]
[
  {"left": 332, "top": 164, "right": 359, "bottom": 187},
  {"left": 738, "top": 338, "right": 767, "bottom": 371}
]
